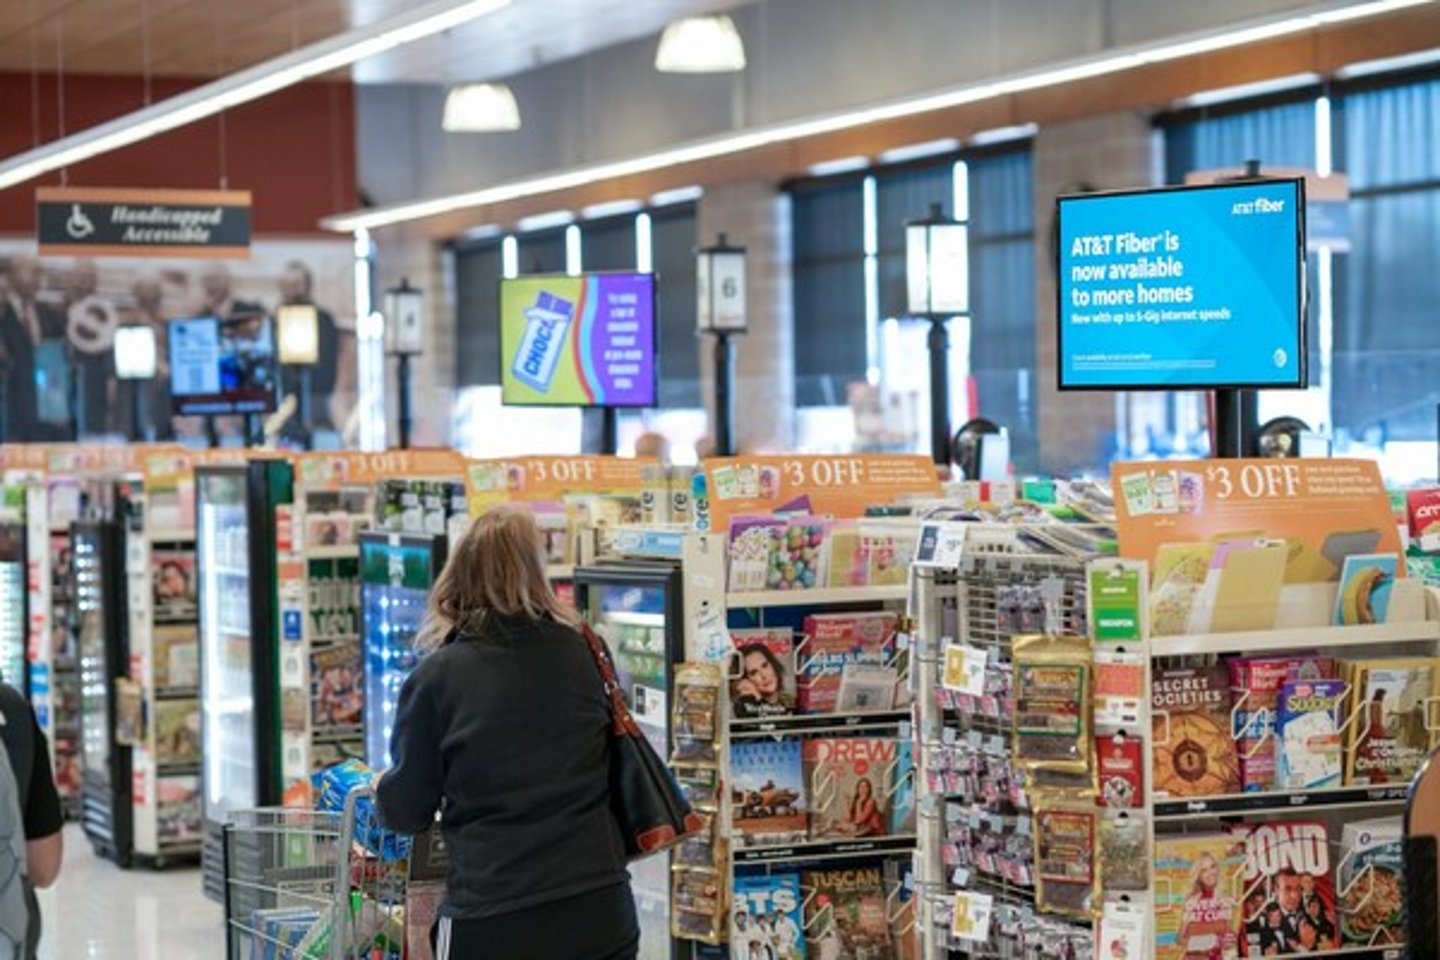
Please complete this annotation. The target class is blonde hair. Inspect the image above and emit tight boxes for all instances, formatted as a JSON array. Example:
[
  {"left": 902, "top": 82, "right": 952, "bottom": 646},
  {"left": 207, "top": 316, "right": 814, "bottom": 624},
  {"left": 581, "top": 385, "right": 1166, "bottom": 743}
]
[{"left": 415, "top": 507, "right": 576, "bottom": 651}]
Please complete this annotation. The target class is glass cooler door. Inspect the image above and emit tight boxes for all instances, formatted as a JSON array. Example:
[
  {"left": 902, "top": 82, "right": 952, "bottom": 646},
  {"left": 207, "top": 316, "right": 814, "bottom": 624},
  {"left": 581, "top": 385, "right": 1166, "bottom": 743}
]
[
  {"left": 360, "top": 532, "right": 447, "bottom": 770},
  {"left": 198, "top": 471, "right": 257, "bottom": 824},
  {"left": 575, "top": 563, "right": 683, "bottom": 960}
]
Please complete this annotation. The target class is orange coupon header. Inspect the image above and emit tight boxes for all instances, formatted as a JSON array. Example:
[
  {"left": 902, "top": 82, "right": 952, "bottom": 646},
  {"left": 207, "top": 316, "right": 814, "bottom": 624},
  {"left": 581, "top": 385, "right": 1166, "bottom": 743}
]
[
  {"left": 298, "top": 449, "right": 465, "bottom": 491},
  {"left": 1112, "top": 458, "right": 1402, "bottom": 580},
  {"left": 704, "top": 454, "right": 941, "bottom": 530}
]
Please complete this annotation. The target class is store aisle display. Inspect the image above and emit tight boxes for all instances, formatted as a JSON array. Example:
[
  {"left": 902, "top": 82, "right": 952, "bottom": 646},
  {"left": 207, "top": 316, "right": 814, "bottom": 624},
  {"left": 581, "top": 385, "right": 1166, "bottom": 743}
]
[{"left": 36, "top": 825, "right": 218, "bottom": 959}]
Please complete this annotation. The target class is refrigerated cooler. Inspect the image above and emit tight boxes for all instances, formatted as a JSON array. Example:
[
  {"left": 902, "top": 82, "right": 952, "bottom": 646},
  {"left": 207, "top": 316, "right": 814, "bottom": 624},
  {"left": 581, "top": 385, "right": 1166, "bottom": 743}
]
[
  {"left": 0, "top": 521, "right": 26, "bottom": 696},
  {"left": 197, "top": 460, "right": 292, "bottom": 900},
  {"left": 73, "top": 519, "right": 132, "bottom": 865},
  {"left": 574, "top": 561, "right": 684, "bottom": 960},
  {"left": 359, "top": 532, "right": 447, "bottom": 770}
]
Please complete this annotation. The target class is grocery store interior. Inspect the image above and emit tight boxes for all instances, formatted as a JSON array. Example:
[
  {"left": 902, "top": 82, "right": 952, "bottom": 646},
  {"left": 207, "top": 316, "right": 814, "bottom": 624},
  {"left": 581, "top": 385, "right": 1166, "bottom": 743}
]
[{"left": 4, "top": 0, "right": 1440, "bottom": 957}]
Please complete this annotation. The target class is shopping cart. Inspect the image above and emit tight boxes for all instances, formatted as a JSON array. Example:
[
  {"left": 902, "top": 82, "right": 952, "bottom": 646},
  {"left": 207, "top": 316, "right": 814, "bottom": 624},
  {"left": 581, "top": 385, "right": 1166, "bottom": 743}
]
[{"left": 221, "top": 788, "right": 447, "bottom": 960}]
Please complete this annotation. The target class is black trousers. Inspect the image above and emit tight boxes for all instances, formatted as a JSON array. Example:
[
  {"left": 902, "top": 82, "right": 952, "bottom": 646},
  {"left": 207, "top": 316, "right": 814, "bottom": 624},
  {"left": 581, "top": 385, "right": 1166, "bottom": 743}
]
[{"left": 431, "top": 883, "right": 639, "bottom": 960}]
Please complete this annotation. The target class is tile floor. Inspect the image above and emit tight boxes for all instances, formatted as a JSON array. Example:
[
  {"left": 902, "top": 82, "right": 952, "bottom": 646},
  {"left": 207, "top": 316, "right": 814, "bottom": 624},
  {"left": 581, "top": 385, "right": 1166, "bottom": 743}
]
[{"left": 36, "top": 825, "right": 221, "bottom": 959}]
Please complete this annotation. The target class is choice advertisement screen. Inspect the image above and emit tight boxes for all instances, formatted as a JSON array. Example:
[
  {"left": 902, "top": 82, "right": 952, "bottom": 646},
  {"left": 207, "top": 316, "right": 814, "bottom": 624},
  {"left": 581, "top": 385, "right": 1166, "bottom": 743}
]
[
  {"left": 168, "top": 315, "right": 277, "bottom": 415},
  {"left": 1057, "top": 180, "right": 1305, "bottom": 390},
  {"left": 500, "top": 273, "right": 656, "bottom": 407}
]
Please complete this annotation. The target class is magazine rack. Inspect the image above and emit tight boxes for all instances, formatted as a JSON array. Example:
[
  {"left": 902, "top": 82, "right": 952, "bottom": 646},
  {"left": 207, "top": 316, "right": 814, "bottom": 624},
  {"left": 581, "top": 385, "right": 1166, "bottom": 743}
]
[{"left": 911, "top": 524, "right": 1440, "bottom": 960}]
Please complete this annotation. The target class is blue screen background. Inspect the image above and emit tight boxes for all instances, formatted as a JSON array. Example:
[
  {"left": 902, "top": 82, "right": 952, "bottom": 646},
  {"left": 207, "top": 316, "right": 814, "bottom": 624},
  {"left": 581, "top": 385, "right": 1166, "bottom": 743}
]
[{"left": 1058, "top": 181, "right": 1303, "bottom": 389}]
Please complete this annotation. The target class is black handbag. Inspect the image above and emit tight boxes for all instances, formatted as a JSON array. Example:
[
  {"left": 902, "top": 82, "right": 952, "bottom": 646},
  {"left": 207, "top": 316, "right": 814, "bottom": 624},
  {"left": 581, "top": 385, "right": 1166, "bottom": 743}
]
[{"left": 580, "top": 622, "right": 705, "bottom": 860}]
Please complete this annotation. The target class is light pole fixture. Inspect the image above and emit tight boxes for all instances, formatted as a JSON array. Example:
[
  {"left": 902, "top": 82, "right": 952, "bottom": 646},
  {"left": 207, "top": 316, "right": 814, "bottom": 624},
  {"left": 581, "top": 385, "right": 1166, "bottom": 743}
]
[
  {"left": 905, "top": 202, "right": 968, "bottom": 465},
  {"left": 113, "top": 324, "right": 158, "bottom": 441},
  {"left": 697, "top": 233, "right": 747, "bottom": 457},
  {"left": 384, "top": 279, "right": 424, "bottom": 450},
  {"left": 277, "top": 304, "right": 320, "bottom": 447},
  {"left": 655, "top": 15, "right": 746, "bottom": 73}
]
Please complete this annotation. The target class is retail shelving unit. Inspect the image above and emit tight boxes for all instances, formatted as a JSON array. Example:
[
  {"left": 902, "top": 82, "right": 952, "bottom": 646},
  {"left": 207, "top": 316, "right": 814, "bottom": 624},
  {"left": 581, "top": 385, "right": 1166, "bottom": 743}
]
[
  {"left": 910, "top": 524, "right": 1440, "bottom": 960},
  {"left": 121, "top": 455, "right": 203, "bottom": 866}
]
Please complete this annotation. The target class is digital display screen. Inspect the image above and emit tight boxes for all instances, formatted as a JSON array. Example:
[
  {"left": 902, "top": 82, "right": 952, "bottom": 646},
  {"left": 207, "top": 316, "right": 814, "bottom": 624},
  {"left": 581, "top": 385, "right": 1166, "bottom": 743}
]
[
  {"left": 499, "top": 273, "right": 656, "bottom": 407},
  {"left": 168, "top": 316, "right": 276, "bottom": 415},
  {"left": 1057, "top": 179, "right": 1305, "bottom": 390}
]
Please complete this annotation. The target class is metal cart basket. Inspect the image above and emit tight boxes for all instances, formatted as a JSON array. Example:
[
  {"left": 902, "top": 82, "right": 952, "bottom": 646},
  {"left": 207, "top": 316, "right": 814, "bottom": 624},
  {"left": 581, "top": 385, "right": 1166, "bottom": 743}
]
[{"left": 222, "top": 789, "right": 446, "bottom": 960}]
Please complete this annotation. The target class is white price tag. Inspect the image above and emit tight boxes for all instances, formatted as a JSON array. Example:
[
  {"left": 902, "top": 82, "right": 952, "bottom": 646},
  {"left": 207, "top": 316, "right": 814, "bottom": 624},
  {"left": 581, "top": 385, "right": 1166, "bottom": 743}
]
[
  {"left": 942, "top": 643, "right": 988, "bottom": 696},
  {"left": 951, "top": 891, "right": 994, "bottom": 942}
]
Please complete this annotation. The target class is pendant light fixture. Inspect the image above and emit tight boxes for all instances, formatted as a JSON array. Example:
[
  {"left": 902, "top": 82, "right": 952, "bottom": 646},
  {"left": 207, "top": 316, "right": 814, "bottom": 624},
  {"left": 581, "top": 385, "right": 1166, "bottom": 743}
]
[
  {"left": 654, "top": 14, "right": 746, "bottom": 73},
  {"left": 443, "top": 82, "right": 522, "bottom": 131}
]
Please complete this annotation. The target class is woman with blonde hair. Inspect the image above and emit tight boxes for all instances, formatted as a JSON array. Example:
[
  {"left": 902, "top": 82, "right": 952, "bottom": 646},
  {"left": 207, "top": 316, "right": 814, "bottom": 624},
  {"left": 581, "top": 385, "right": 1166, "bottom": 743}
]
[{"left": 377, "top": 508, "right": 637, "bottom": 960}]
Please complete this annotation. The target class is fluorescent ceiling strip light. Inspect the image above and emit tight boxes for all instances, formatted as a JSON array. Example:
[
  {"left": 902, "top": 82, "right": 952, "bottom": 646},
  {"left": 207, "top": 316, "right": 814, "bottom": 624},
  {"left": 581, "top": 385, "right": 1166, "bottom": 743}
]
[
  {"left": 879, "top": 138, "right": 961, "bottom": 164},
  {"left": 1182, "top": 72, "right": 1322, "bottom": 108},
  {"left": 515, "top": 209, "right": 576, "bottom": 232},
  {"left": 806, "top": 155, "right": 870, "bottom": 177},
  {"left": 323, "top": 0, "right": 1434, "bottom": 232},
  {"left": 968, "top": 123, "right": 1038, "bottom": 147},
  {"left": 0, "top": 0, "right": 510, "bottom": 192},
  {"left": 581, "top": 198, "right": 643, "bottom": 219},
  {"left": 1335, "top": 45, "right": 1440, "bottom": 77},
  {"left": 648, "top": 185, "right": 704, "bottom": 207}
]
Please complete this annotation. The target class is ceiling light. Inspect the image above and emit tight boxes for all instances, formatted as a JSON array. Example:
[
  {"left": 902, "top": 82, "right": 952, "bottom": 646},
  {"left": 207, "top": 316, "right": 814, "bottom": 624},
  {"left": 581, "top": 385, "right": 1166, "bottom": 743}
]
[
  {"left": 1181, "top": 73, "right": 1321, "bottom": 108},
  {"left": 515, "top": 209, "right": 576, "bottom": 232},
  {"left": 581, "top": 199, "right": 643, "bottom": 219},
  {"left": 322, "top": 0, "right": 1436, "bottom": 232},
  {"left": 655, "top": 15, "right": 746, "bottom": 73},
  {"left": 649, "top": 185, "right": 703, "bottom": 207},
  {"left": 879, "top": 138, "right": 961, "bottom": 164},
  {"left": 806, "top": 156, "right": 870, "bottom": 177},
  {"left": 967, "top": 123, "right": 1038, "bottom": 147},
  {"left": 0, "top": 0, "right": 510, "bottom": 192},
  {"left": 443, "top": 83, "right": 521, "bottom": 132}
]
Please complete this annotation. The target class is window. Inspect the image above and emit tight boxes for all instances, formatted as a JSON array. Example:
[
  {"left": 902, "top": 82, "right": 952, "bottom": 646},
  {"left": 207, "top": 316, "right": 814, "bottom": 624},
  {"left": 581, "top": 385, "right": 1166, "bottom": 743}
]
[
  {"left": 1157, "top": 93, "right": 1324, "bottom": 460},
  {"left": 1332, "top": 71, "right": 1440, "bottom": 477},
  {"left": 650, "top": 205, "right": 701, "bottom": 408},
  {"left": 515, "top": 229, "right": 566, "bottom": 274},
  {"left": 453, "top": 239, "right": 503, "bottom": 387},
  {"left": 581, "top": 216, "right": 636, "bottom": 272},
  {"left": 968, "top": 146, "right": 1037, "bottom": 471},
  {"left": 790, "top": 177, "right": 867, "bottom": 407}
]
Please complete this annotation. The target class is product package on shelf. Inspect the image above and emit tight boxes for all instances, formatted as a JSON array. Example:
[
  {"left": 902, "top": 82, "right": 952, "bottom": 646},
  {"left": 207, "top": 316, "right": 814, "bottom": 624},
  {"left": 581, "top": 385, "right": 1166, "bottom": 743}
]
[
  {"left": 797, "top": 612, "right": 898, "bottom": 714},
  {"left": 726, "top": 514, "right": 831, "bottom": 593},
  {"left": 670, "top": 662, "right": 727, "bottom": 944}
]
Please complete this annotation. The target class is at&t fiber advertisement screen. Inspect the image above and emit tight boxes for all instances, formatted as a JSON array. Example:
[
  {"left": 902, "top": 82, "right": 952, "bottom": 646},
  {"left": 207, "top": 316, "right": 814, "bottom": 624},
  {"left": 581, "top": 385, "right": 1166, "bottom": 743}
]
[
  {"left": 500, "top": 273, "right": 657, "bottom": 407},
  {"left": 1057, "top": 179, "right": 1305, "bottom": 390}
]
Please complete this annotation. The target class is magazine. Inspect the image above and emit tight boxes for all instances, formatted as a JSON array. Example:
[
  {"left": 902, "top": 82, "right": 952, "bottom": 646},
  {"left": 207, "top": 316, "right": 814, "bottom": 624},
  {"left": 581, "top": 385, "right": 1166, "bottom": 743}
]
[
  {"left": 730, "top": 628, "right": 798, "bottom": 719},
  {"left": 803, "top": 737, "right": 897, "bottom": 840},
  {"left": 312, "top": 639, "right": 364, "bottom": 735},
  {"left": 732, "top": 872, "right": 806, "bottom": 960},
  {"left": 1154, "top": 832, "right": 1245, "bottom": 960},
  {"left": 1275, "top": 679, "right": 1347, "bottom": 790},
  {"left": 151, "top": 549, "right": 197, "bottom": 621},
  {"left": 1338, "top": 818, "right": 1405, "bottom": 947},
  {"left": 152, "top": 626, "right": 198, "bottom": 691},
  {"left": 803, "top": 866, "right": 892, "bottom": 960},
  {"left": 798, "top": 613, "right": 896, "bottom": 715},
  {"left": 1239, "top": 821, "right": 1338, "bottom": 956},
  {"left": 154, "top": 700, "right": 201, "bottom": 766},
  {"left": 1228, "top": 656, "right": 1336, "bottom": 791},
  {"left": 731, "top": 740, "right": 808, "bottom": 848},
  {"left": 1152, "top": 664, "right": 1239, "bottom": 798},
  {"left": 1344, "top": 657, "right": 1439, "bottom": 784}
]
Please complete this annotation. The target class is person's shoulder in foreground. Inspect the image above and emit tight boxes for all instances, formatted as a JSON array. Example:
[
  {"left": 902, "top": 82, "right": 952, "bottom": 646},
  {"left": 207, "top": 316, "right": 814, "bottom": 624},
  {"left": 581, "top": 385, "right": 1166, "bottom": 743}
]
[{"left": 0, "top": 682, "right": 63, "bottom": 888}]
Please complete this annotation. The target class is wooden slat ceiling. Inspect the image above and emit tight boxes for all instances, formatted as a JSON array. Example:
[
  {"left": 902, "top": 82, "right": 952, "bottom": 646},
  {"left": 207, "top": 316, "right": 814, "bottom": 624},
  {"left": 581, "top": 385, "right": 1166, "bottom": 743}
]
[{"left": 0, "top": 0, "right": 748, "bottom": 81}]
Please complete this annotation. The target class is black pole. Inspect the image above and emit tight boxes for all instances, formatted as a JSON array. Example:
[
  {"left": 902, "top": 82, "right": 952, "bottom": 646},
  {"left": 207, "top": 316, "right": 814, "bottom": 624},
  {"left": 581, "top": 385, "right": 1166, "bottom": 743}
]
[
  {"left": 1214, "top": 389, "right": 1244, "bottom": 458},
  {"left": 129, "top": 380, "right": 145, "bottom": 442},
  {"left": 396, "top": 353, "right": 413, "bottom": 450},
  {"left": 204, "top": 416, "right": 219, "bottom": 449},
  {"left": 927, "top": 316, "right": 951, "bottom": 465},
  {"left": 713, "top": 332, "right": 735, "bottom": 457},
  {"left": 297, "top": 366, "right": 314, "bottom": 451},
  {"left": 600, "top": 407, "right": 618, "bottom": 456}
]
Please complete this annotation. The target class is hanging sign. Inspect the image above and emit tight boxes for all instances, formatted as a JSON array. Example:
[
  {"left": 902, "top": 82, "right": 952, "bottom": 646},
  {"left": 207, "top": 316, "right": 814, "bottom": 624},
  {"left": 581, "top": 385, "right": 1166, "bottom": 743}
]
[
  {"left": 704, "top": 454, "right": 940, "bottom": 531},
  {"left": 36, "top": 187, "right": 252, "bottom": 258},
  {"left": 511, "top": 455, "right": 654, "bottom": 501}
]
